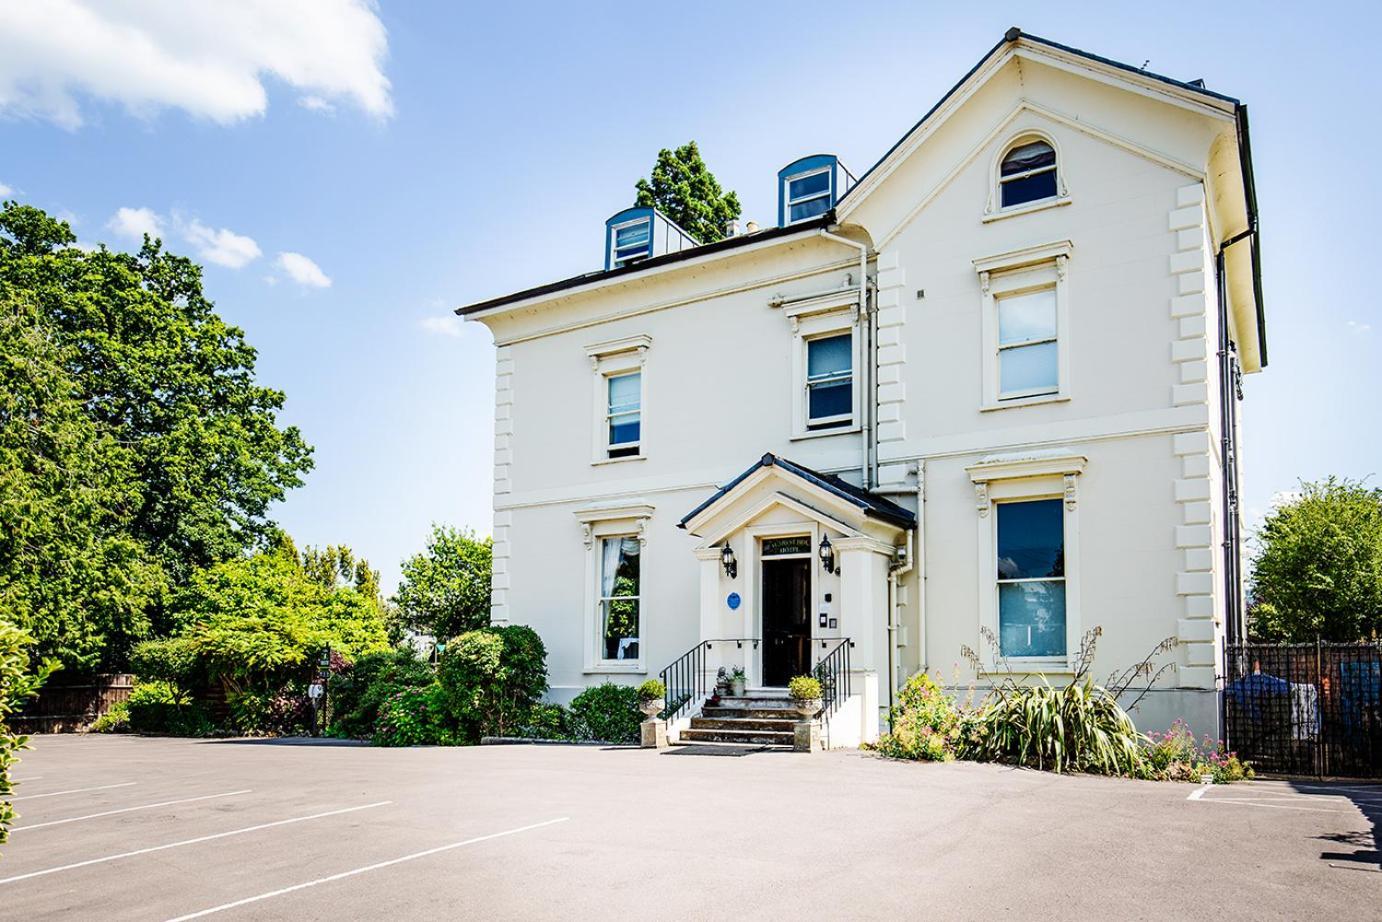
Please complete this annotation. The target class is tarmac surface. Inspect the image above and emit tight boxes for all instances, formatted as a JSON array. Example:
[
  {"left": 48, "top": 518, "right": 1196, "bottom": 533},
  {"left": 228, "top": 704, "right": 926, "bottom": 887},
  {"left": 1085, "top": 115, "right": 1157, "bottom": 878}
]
[{"left": 3, "top": 734, "right": 1378, "bottom": 920}]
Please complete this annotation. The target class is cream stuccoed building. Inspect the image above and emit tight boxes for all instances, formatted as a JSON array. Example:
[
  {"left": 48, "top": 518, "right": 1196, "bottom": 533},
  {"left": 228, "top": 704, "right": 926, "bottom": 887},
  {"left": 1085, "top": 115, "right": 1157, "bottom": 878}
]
[{"left": 458, "top": 29, "right": 1267, "bottom": 747}]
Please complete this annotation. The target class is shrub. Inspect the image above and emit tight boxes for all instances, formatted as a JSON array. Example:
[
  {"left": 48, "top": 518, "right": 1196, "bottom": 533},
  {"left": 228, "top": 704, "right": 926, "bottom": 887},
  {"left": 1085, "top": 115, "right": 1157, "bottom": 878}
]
[
  {"left": 373, "top": 684, "right": 454, "bottom": 747},
  {"left": 1144, "top": 720, "right": 1254, "bottom": 783},
  {"left": 437, "top": 625, "right": 547, "bottom": 741},
  {"left": 516, "top": 703, "right": 572, "bottom": 740},
  {"left": 637, "top": 679, "right": 664, "bottom": 702},
  {"left": 88, "top": 700, "right": 130, "bottom": 733},
  {"left": 226, "top": 689, "right": 312, "bottom": 736},
  {"left": 568, "top": 683, "right": 640, "bottom": 743},
  {"left": 127, "top": 680, "right": 213, "bottom": 737},
  {"left": 327, "top": 647, "right": 434, "bottom": 739},
  {"left": 787, "top": 676, "right": 821, "bottom": 701},
  {"left": 1, "top": 620, "right": 55, "bottom": 847},
  {"left": 965, "top": 678, "right": 1145, "bottom": 776},
  {"left": 875, "top": 673, "right": 964, "bottom": 762}
]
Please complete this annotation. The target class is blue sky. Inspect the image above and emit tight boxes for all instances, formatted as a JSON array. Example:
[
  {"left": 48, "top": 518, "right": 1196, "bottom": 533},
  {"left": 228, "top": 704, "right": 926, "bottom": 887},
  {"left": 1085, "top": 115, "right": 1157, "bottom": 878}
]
[{"left": 2, "top": 1, "right": 1377, "bottom": 590}]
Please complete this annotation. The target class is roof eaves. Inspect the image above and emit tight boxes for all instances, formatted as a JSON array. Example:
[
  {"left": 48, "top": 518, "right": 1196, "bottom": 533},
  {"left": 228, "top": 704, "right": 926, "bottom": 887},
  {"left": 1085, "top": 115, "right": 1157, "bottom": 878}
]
[{"left": 457, "top": 213, "right": 833, "bottom": 317}]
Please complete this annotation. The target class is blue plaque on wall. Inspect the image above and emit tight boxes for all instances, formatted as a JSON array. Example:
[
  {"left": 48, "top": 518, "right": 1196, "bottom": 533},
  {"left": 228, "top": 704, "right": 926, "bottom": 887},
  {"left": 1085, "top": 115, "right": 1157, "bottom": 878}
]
[{"left": 726, "top": 592, "right": 741, "bottom": 610}]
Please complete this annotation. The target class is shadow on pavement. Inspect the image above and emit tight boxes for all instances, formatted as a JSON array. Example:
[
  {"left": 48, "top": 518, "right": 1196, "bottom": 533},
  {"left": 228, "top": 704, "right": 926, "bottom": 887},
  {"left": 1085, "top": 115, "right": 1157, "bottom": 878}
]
[
  {"left": 196, "top": 736, "right": 370, "bottom": 747},
  {"left": 1294, "top": 780, "right": 1382, "bottom": 872}
]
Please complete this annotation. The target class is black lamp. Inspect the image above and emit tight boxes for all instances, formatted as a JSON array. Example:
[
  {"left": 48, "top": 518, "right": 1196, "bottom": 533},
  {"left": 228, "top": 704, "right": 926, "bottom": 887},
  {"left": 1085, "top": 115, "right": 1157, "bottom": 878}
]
[
  {"left": 818, "top": 534, "right": 835, "bottom": 574},
  {"left": 721, "top": 542, "right": 737, "bottom": 579}
]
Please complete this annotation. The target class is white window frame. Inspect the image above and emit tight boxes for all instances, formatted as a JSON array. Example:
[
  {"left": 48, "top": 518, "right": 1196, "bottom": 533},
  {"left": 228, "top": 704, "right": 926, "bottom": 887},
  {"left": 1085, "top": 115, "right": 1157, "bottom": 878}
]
[
  {"left": 974, "top": 241, "right": 1073, "bottom": 411},
  {"left": 575, "top": 503, "right": 654, "bottom": 674},
  {"left": 781, "top": 297, "right": 862, "bottom": 440},
  {"left": 984, "top": 131, "right": 1070, "bottom": 221},
  {"left": 609, "top": 216, "right": 652, "bottom": 268},
  {"left": 585, "top": 335, "right": 650, "bottom": 464},
  {"left": 605, "top": 371, "right": 642, "bottom": 457},
  {"left": 783, "top": 166, "right": 832, "bottom": 226},
  {"left": 967, "top": 453, "right": 1085, "bottom": 674}
]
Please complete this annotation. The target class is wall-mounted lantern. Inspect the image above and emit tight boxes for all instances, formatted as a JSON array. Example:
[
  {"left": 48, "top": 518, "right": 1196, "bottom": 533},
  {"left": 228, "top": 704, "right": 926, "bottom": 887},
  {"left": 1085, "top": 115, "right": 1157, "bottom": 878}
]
[
  {"left": 721, "top": 542, "right": 738, "bottom": 579},
  {"left": 818, "top": 534, "right": 835, "bottom": 574}
]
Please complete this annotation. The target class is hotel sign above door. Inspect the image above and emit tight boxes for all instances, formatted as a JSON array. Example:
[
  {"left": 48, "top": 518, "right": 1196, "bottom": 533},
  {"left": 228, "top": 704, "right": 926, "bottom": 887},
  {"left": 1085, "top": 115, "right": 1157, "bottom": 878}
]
[{"left": 761, "top": 536, "right": 811, "bottom": 557}]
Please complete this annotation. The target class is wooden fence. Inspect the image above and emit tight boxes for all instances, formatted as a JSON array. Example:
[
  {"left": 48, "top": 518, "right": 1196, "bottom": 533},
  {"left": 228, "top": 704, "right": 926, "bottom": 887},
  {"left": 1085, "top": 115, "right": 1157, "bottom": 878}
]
[{"left": 12, "top": 674, "right": 135, "bottom": 734}]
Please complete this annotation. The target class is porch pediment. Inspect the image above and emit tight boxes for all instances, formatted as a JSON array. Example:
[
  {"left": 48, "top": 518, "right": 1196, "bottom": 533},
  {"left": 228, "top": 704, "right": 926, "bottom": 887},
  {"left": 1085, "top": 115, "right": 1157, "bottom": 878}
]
[{"left": 679, "top": 453, "right": 914, "bottom": 546}]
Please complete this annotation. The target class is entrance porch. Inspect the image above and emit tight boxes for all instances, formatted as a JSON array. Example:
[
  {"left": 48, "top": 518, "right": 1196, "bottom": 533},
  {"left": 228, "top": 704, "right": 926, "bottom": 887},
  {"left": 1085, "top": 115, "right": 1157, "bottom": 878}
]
[{"left": 664, "top": 453, "right": 915, "bottom": 748}]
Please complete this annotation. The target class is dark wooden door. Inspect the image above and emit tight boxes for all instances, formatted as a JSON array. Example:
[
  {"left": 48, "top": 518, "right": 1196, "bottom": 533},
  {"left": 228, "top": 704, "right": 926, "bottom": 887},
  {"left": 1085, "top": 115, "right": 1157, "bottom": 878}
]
[{"left": 762, "top": 557, "right": 811, "bottom": 686}]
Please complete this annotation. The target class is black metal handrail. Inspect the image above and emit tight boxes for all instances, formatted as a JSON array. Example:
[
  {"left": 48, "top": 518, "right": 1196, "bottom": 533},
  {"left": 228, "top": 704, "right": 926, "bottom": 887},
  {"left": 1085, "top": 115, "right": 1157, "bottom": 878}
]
[
  {"left": 658, "top": 638, "right": 761, "bottom": 722},
  {"left": 813, "top": 638, "right": 853, "bottom": 723}
]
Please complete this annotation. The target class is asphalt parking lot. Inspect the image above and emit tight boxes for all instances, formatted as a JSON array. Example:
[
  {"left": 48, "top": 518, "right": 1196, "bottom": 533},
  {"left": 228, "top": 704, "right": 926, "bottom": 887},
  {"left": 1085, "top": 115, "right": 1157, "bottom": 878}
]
[{"left": 2, "top": 735, "right": 1378, "bottom": 921}]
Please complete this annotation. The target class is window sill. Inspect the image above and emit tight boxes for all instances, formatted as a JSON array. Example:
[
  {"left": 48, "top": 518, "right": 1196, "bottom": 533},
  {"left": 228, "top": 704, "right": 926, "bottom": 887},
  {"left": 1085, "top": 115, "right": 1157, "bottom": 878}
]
[
  {"left": 584, "top": 663, "right": 646, "bottom": 675},
  {"left": 990, "top": 657, "right": 1073, "bottom": 675},
  {"left": 980, "top": 394, "right": 1069, "bottom": 413},
  {"left": 982, "top": 196, "right": 1071, "bottom": 223},
  {"left": 790, "top": 423, "right": 861, "bottom": 442},
  {"left": 591, "top": 454, "right": 647, "bottom": 467}
]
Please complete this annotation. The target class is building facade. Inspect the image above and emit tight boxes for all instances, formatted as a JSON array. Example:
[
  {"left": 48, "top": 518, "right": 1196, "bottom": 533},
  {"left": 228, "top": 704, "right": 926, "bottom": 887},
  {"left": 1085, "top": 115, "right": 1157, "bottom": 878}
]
[{"left": 459, "top": 30, "right": 1267, "bottom": 745}]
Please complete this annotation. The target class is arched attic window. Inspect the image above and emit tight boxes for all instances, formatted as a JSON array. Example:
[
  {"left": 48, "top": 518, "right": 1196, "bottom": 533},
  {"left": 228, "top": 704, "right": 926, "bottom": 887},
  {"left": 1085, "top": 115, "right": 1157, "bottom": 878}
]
[{"left": 999, "top": 138, "right": 1058, "bottom": 208}]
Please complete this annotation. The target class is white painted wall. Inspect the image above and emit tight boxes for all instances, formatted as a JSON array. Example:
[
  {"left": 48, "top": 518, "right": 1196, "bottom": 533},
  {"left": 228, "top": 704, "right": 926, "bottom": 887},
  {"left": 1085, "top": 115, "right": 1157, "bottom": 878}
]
[{"left": 469, "top": 47, "right": 1257, "bottom": 741}]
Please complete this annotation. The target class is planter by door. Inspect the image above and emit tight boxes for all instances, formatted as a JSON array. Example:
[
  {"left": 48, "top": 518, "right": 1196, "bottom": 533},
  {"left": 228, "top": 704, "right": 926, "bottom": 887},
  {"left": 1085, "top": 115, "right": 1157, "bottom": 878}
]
[{"left": 762, "top": 556, "right": 811, "bottom": 686}]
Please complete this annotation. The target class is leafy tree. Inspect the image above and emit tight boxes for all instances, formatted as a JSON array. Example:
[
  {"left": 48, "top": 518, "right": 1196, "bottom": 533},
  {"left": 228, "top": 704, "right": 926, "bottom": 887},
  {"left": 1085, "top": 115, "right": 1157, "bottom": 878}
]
[
  {"left": 1, "top": 619, "right": 56, "bottom": 848},
  {"left": 0, "top": 204, "right": 314, "bottom": 592},
  {"left": 634, "top": 141, "right": 741, "bottom": 244},
  {"left": 1249, "top": 477, "right": 1382, "bottom": 642},
  {"left": 0, "top": 298, "right": 166, "bottom": 670},
  {"left": 163, "top": 543, "right": 390, "bottom": 696},
  {"left": 395, "top": 526, "right": 492, "bottom": 640}
]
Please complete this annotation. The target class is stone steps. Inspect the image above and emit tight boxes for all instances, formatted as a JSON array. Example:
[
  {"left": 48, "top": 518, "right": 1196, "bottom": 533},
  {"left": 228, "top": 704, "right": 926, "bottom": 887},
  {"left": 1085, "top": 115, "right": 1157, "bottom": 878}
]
[
  {"left": 690, "top": 717, "right": 796, "bottom": 732},
  {"left": 701, "top": 706, "right": 800, "bottom": 720},
  {"left": 677, "top": 728, "right": 795, "bottom": 745}
]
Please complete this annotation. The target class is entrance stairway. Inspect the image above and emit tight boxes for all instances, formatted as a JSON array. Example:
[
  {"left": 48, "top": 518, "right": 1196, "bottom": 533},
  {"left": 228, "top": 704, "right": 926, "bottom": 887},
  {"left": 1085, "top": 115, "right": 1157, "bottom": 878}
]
[{"left": 674, "top": 692, "right": 798, "bottom": 748}]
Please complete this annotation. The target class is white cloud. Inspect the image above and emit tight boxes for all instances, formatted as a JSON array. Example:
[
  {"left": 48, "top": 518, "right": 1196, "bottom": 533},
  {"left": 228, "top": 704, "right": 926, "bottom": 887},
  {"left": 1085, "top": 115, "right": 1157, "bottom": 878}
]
[
  {"left": 1347, "top": 320, "right": 1373, "bottom": 335},
  {"left": 181, "top": 218, "right": 261, "bottom": 268},
  {"left": 0, "top": 180, "right": 12, "bottom": 197},
  {"left": 275, "top": 251, "right": 331, "bottom": 288},
  {"left": 420, "top": 315, "right": 465, "bottom": 338},
  {"left": 107, "top": 206, "right": 164, "bottom": 241},
  {"left": 0, "top": 1, "right": 391, "bottom": 129},
  {"left": 298, "top": 95, "right": 335, "bottom": 114}
]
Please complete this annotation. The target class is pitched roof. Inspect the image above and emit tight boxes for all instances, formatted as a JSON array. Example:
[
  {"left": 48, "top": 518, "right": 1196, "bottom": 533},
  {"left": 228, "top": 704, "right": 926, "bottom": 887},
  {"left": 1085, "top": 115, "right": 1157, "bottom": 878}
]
[{"left": 679, "top": 452, "right": 916, "bottom": 531}]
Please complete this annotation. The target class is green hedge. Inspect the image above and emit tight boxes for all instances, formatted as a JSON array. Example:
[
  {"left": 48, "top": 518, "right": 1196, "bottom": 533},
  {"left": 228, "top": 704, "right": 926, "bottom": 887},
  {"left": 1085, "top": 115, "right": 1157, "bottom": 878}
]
[{"left": 568, "top": 683, "right": 640, "bottom": 744}]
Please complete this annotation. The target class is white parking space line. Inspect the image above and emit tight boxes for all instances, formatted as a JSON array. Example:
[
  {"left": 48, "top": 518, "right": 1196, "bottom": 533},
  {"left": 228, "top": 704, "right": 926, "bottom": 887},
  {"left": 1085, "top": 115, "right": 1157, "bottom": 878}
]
[
  {"left": 13, "top": 790, "right": 252, "bottom": 832},
  {"left": 0, "top": 801, "right": 392, "bottom": 885},
  {"left": 11, "top": 781, "right": 136, "bottom": 801},
  {"left": 163, "top": 817, "right": 571, "bottom": 921},
  {"left": 1187, "top": 784, "right": 1211, "bottom": 800}
]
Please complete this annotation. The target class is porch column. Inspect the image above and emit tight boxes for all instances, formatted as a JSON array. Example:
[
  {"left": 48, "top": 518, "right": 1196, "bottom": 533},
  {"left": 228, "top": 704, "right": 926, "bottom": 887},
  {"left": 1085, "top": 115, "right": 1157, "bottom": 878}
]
[
  {"left": 834, "top": 538, "right": 892, "bottom": 687},
  {"left": 694, "top": 547, "right": 722, "bottom": 643}
]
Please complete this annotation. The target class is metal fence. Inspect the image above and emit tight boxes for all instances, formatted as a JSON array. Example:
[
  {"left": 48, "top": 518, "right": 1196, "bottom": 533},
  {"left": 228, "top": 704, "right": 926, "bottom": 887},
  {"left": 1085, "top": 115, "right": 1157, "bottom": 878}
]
[{"left": 1225, "top": 642, "right": 1382, "bottom": 778}]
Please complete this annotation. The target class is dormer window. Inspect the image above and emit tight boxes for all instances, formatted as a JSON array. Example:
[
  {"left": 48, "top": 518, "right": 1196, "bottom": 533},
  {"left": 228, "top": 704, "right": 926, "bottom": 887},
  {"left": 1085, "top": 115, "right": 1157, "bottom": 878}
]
[
  {"left": 603, "top": 207, "right": 697, "bottom": 271},
  {"left": 785, "top": 169, "right": 832, "bottom": 224},
  {"left": 777, "top": 155, "right": 856, "bottom": 227},
  {"left": 999, "top": 139, "right": 1058, "bottom": 208},
  {"left": 610, "top": 217, "right": 652, "bottom": 268}
]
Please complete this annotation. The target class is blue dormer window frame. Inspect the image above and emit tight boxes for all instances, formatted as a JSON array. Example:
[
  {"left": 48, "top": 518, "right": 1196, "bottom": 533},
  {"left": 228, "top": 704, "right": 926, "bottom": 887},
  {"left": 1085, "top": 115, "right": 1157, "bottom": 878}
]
[
  {"left": 609, "top": 215, "right": 652, "bottom": 269},
  {"left": 777, "top": 155, "right": 854, "bottom": 227}
]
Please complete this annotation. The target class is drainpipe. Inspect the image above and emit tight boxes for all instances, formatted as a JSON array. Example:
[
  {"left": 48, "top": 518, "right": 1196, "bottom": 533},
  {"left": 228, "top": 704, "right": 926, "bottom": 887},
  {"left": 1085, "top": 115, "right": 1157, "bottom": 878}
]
[{"left": 817, "top": 229, "right": 872, "bottom": 487}]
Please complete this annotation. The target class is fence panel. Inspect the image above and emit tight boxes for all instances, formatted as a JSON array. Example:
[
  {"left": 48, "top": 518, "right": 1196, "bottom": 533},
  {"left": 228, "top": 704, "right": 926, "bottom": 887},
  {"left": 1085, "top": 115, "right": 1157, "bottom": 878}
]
[
  {"left": 13, "top": 674, "right": 135, "bottom": 734},
  {"left": 1225, "top": 643, "right": 1382, "bottom": 778}
]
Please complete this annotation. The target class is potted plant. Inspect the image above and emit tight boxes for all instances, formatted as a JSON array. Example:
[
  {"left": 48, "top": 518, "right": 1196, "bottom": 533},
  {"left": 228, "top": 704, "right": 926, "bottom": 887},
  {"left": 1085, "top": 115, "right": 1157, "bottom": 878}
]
[
  {"left": 788, "top": 675, "right": 823, "bottom": 719},
  {"left": 729, "top": 666, "right": 746, "bottom": 697},
  {"left": 637, "top": 679, "right": 666, "bottom": 719}
]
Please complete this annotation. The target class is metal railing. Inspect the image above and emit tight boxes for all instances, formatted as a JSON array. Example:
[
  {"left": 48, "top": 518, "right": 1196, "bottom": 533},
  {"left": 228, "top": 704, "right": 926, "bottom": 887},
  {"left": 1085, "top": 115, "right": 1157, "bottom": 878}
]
[
  {"left": 1225, "top": 641, "right": 1382, "bottom": 778},
  {"left": 658, "top": 638, "right": 760, "bottom": 722},
  {"left": 814, "top": 638, "right": 853, "bottom": 724}
]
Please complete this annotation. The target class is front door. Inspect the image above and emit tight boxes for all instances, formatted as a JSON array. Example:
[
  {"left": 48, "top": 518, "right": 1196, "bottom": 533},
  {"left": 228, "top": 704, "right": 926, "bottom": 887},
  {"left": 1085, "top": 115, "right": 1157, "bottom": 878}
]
[{"left": 762, "top": 556, "right": 811, "bottom": 686}]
